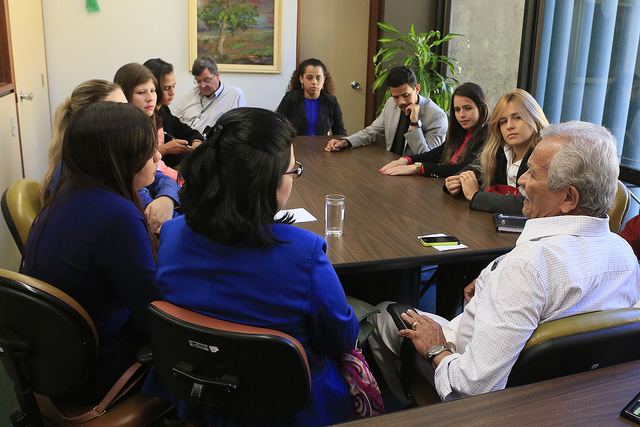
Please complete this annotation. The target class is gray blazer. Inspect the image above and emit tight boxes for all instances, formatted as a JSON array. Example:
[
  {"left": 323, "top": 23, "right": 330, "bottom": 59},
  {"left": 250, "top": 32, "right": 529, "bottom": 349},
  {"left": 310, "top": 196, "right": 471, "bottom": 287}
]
[{"left": 345, "top": 94, "right": 447, "bottom": 156}]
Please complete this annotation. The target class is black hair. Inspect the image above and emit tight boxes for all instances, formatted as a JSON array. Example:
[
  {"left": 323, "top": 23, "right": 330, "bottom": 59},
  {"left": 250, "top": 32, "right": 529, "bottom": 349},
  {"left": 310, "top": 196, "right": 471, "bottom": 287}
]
[
  {"left": 144, "top": 58, "right": 174, "bottom": 105},
  {"left": 441, "top": 82, "right": 490, "bottom": 164},
  {"left": 386, "top": 65, "right": 417, "bottom": 88},
  {"left": 286, "top": 58, "right": 335, "bottom": 95},
  {"left": 44, "top": 102, "right": 158, "bottom": 258},
  {"left": 179, "top": 107, "right": 297, "bottom": 247}
]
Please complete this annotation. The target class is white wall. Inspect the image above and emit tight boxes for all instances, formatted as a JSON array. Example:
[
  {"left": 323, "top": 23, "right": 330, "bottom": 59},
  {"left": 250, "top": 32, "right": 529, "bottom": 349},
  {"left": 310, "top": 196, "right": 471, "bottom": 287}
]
[{"left": 42, "top": 0, "right": 298, "bottom": 117}]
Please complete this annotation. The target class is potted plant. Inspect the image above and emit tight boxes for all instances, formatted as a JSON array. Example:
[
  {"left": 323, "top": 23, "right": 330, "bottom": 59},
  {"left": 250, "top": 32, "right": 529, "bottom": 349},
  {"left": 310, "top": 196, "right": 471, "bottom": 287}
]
[{"left": 372, "top": 22, "right": 468, "bottom": 114}]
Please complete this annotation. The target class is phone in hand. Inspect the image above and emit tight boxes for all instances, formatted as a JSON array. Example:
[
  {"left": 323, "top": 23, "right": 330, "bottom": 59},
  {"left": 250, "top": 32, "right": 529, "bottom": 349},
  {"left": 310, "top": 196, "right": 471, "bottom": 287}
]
[{"left": 418, "top": 235, "right": 460, "bottom": 247}]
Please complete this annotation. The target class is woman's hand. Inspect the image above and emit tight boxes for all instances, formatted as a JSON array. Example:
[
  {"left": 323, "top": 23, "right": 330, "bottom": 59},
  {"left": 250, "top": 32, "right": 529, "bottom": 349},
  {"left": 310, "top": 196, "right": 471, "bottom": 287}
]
[
  {"left": 379, "top": 157, "right": 409, "bottom": 174},
  {"left": 191, "top": 139, "right": 203, "bottom": 149},
  {"left": 445, "top": 175, "right": 462, "bottom": 196},
  {"left": 459, "top": 170, "right": 480, "bottom": 200},
  {"left": 384, "top": 165, "right": 420, "bottom": 176},
  {"left": 158, "top": 139, "right": 194, "bottom": 156},
  {"left": 144, "top": 196, "right": 175, "bottom": 234}
]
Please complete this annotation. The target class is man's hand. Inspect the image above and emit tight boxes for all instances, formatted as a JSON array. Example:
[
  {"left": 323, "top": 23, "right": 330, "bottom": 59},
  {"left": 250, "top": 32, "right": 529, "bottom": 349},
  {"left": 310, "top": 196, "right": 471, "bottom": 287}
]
[
  {"left": 405, "top": 104, "right": 421, "bottom": 124},
  {"left": 459, "top": 170, "right": 480, "bottom": 200},
  {"left": 445, "top": 175, "right": 462, "bottom": 196},
  {"left": 325, "top": 138, "right": 348, "bottom": 152},
  {"left": 144, "top": 196, "right": 175, "bottom": 234},
  {"left": 159, "top": 139, "right": 194, "bottom": 156},
  {"left": 464, "top": 279, "right": 476, "bottom": 302},
  {"left": 397, "top": 309, "right": 450, "bottom": 367}
]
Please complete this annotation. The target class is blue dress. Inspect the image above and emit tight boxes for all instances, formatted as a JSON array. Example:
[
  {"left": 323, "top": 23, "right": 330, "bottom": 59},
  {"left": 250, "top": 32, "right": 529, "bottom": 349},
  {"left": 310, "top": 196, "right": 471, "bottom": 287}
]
[
  {"left": 22, "top": 186, "right": 163, "bottom": 401},
  {"left": 143, "top": 217, "right": 359, "bottom": 426},
  {"left": 50, "top": 161, "right": 181, "bottom": 213}
]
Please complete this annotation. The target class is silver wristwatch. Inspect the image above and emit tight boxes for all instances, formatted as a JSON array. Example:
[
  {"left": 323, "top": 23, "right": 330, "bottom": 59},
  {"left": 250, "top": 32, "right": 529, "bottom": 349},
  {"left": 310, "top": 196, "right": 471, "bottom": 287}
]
[{"left": 425, "top": 344, "right": 451, "bottom": 362}]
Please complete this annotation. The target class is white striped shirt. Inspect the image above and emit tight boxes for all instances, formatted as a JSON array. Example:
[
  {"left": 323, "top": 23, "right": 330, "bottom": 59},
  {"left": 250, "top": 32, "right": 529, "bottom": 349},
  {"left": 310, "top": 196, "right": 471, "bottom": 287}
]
[{"left": 435, "top": 215, "right": 640, "bottom": 400}]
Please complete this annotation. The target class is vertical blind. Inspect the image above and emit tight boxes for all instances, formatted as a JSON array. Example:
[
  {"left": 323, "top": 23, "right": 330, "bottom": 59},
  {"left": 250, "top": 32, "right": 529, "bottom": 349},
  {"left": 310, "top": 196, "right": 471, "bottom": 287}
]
[{"left": 535, "top": 0, "right": 640, "bottom": 172}]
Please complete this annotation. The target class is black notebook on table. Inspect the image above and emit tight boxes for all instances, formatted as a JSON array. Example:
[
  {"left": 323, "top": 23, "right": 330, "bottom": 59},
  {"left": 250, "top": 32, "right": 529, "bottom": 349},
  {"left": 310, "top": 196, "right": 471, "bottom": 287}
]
[{"left": 492, "top": 214, "right": 528, "bottom": 233}]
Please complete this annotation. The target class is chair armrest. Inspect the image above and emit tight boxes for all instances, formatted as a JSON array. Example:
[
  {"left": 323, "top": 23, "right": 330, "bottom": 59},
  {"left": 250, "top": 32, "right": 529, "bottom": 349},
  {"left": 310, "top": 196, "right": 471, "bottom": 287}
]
[
  {"left": 387, "top": 302, "right": 418, "bottom": 331},
  {"left": 136, "top": 343, "right": 153, "bottom": 365}
]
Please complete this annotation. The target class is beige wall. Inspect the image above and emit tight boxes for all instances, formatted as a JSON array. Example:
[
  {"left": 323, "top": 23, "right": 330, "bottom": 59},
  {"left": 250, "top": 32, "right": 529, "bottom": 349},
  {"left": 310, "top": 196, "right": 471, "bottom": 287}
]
[{"left": 42, "top": 0, "right": 299, "bottom": 116}]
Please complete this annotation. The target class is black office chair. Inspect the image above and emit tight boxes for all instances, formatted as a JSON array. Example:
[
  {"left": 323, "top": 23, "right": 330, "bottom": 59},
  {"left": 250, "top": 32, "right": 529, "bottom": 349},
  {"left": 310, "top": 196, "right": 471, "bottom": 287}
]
[
  {"left": 146, "top": 301, "right": 312, "bottom": 427},
  {"left": 0, "top": 268, "right": 171, "bottom": 427},
  {"left": 506, "top": 307, "right": 640, "bottom": 386},
  {"left": 387, "top": 303, "right": 640, "bottom": 405}
]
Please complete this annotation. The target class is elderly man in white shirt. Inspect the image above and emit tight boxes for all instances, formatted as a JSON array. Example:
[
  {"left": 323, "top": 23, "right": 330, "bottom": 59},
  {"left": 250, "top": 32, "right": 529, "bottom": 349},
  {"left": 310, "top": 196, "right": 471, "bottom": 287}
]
[{"left": 369, "top": 120, "right": 640, "bottom": 404}]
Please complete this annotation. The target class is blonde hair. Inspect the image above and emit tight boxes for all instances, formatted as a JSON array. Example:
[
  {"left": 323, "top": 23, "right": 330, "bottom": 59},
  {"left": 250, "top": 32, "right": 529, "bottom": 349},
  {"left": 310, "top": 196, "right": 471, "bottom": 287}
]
[
  {"left": 479, "top": 89, "right": 549, "bottom": 189},
  {"left": 40, "top": 79, "right": 122, "bottom": 203}
]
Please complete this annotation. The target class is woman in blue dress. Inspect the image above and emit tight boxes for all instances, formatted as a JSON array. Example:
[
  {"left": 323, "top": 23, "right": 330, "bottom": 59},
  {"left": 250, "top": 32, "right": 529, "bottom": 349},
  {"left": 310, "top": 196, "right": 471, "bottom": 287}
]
[
  {"left": 277, "top": 58, "right": 347, "bottom": 136},
  {"left": 143, "top": 107, "right": 359, "bottom": 426},
  {"left": 23, "top": 102, "right": 163, "bottom": 403}
]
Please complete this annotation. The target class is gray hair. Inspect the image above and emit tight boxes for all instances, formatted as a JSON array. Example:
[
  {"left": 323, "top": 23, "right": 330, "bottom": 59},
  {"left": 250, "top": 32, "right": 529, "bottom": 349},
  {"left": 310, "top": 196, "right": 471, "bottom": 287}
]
[
  {"left": 543, "top": 121, "right": 619, "bottom": 217},
  {"left": 191, "top": 55, "right": 218, "bottom": 76}
]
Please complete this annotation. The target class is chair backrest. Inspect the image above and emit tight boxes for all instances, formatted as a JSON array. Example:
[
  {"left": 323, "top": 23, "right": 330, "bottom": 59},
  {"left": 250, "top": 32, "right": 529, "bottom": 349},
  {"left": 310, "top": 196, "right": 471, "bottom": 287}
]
[
  {"left": 607, "top": 180, "right": 630, "bottom": 233},
  {"left": 1, "top": 178, "right": 42, "bottom": 255},
  {"left": 147, "top": 301, "right": 312, "bottom": 421},
  {"left": 507, "top": 307, "right": 640, "bottom": 387},
  {"left": 0, "top": 269, "right": 173, "bottom": 426},
  {"left": 0, "top": 268, "right": 98, "bottom": 397}
]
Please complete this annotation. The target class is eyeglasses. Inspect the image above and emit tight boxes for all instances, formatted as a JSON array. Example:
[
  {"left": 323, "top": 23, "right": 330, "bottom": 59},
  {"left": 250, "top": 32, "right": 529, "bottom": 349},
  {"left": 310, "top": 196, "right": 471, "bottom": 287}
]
[
  {"left": 283, "top": 161, "right": 304, "bottom": 179},
  {"left": 194, "top": 76, "right": 215, "bottom": 86}
]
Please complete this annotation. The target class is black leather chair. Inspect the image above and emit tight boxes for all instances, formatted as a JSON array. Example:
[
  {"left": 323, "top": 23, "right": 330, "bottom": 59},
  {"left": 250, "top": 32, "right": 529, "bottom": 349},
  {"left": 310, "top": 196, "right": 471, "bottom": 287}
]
[
  {"left": 0, "top": 268, "right": 171, "bottom": 427},
  {"left": 507, "top": 307, "right": 640, "bottom": 386},
  {"left": 146, "top": 301, "right": 312, "bottom": 426},
  {"left": 387, "top": 303, "right": 640, "bottom": 405}
]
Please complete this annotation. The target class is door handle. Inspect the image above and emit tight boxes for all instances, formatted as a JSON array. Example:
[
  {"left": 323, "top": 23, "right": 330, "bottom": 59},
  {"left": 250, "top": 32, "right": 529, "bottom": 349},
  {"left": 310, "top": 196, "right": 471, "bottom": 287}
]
[
  {"left": 350, "top": 81, "right": 361, "bottom": 90},
  {"left": 19, "top": 92, "right": 34, "bottom": 101}
]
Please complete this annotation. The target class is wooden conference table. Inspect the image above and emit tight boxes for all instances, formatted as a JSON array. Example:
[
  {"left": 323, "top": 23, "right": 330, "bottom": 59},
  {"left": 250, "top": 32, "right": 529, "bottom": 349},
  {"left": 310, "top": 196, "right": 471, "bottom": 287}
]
[
  {"left": 287, "top": 136, "right": 519, "bottom": 305},
  {"left": 341, "top": 359, "right": 640, "bottom": 426}
]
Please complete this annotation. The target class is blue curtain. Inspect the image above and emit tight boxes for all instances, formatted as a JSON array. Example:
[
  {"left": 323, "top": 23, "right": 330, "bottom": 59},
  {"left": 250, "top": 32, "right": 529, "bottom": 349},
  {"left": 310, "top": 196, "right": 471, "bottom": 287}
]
[{"left": 536, "top": 0, "right": 640, "bottom": 170}]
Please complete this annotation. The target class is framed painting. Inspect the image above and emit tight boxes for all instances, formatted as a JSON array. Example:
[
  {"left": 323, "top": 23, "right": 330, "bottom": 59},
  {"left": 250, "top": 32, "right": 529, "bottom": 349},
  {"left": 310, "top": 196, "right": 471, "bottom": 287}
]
[{"left": 189, "top": 0, "right": 281, "bottom": 73}]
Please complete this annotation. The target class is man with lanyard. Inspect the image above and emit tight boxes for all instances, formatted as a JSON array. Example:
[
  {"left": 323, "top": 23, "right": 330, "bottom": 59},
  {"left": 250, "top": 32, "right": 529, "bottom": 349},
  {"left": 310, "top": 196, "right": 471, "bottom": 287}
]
[{"left": 173, "top": 55, "right": 246, "bottom": 134}]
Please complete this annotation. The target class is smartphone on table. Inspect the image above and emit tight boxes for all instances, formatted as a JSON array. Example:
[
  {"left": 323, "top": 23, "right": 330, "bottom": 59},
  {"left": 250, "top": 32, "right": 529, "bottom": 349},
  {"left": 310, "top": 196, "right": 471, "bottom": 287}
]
[{"left": 418, "top": 235, "right": 460, "bottom": 247}]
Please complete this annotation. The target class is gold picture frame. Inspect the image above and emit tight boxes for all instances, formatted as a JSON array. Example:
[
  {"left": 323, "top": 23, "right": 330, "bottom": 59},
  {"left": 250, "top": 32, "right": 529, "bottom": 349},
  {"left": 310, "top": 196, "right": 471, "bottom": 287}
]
[{"left": 188, "top": 0, "right": 281, "bottom": 73}]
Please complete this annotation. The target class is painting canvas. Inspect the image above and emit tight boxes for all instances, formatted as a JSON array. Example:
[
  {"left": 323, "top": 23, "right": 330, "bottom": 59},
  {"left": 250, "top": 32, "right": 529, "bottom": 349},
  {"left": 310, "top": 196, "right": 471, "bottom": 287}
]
[{"left": 189, "top": 0, "right": 281, "bottom": 73}]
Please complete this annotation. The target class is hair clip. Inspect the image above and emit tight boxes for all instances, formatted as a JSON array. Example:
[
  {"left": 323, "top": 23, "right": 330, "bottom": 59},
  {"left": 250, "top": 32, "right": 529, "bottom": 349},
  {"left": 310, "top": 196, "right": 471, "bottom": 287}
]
[{"left": 206, "top": 124, "right": 223, "bottom": 147}]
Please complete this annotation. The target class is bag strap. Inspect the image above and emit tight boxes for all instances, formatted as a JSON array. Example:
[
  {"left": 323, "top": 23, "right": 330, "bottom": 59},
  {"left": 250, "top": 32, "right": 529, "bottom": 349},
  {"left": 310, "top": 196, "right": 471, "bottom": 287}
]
[{"left": 43, "top": 361, "right": 148, "bottom": 423}]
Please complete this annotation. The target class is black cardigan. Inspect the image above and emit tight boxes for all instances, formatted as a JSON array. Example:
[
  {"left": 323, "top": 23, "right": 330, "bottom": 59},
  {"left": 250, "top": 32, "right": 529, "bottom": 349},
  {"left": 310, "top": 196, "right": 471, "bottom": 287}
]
[
  {"left": 158, "top": 105, "right": 203, "bottom": 168},
  {"left": 276, "top": 89, "right": 346, "bottom": 136}
]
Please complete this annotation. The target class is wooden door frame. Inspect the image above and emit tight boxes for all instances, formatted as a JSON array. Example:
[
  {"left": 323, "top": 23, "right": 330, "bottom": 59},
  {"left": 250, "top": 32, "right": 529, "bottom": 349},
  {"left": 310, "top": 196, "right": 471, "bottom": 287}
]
[{"left": 0, "top": 0, "right": 15, "bottom": 96}]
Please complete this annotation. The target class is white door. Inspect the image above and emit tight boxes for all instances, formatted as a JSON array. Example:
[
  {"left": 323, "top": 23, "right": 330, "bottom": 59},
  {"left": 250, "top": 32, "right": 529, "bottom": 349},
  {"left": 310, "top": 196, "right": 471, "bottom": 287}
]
[
  {"left": 8, "top": 0, "right": 52, "bottom": 181},
  {"left": 298, "top": 0, "right": 370, "bottom": 134}
]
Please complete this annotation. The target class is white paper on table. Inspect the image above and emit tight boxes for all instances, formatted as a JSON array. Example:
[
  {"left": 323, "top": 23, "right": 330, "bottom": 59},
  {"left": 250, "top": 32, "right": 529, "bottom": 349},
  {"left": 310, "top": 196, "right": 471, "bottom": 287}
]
[
  {"left": 419, "top": 233, "right": 468, "bottom": 252},
  {"left": 275, "top": 208, "right": 317, "bottom": 223}
]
